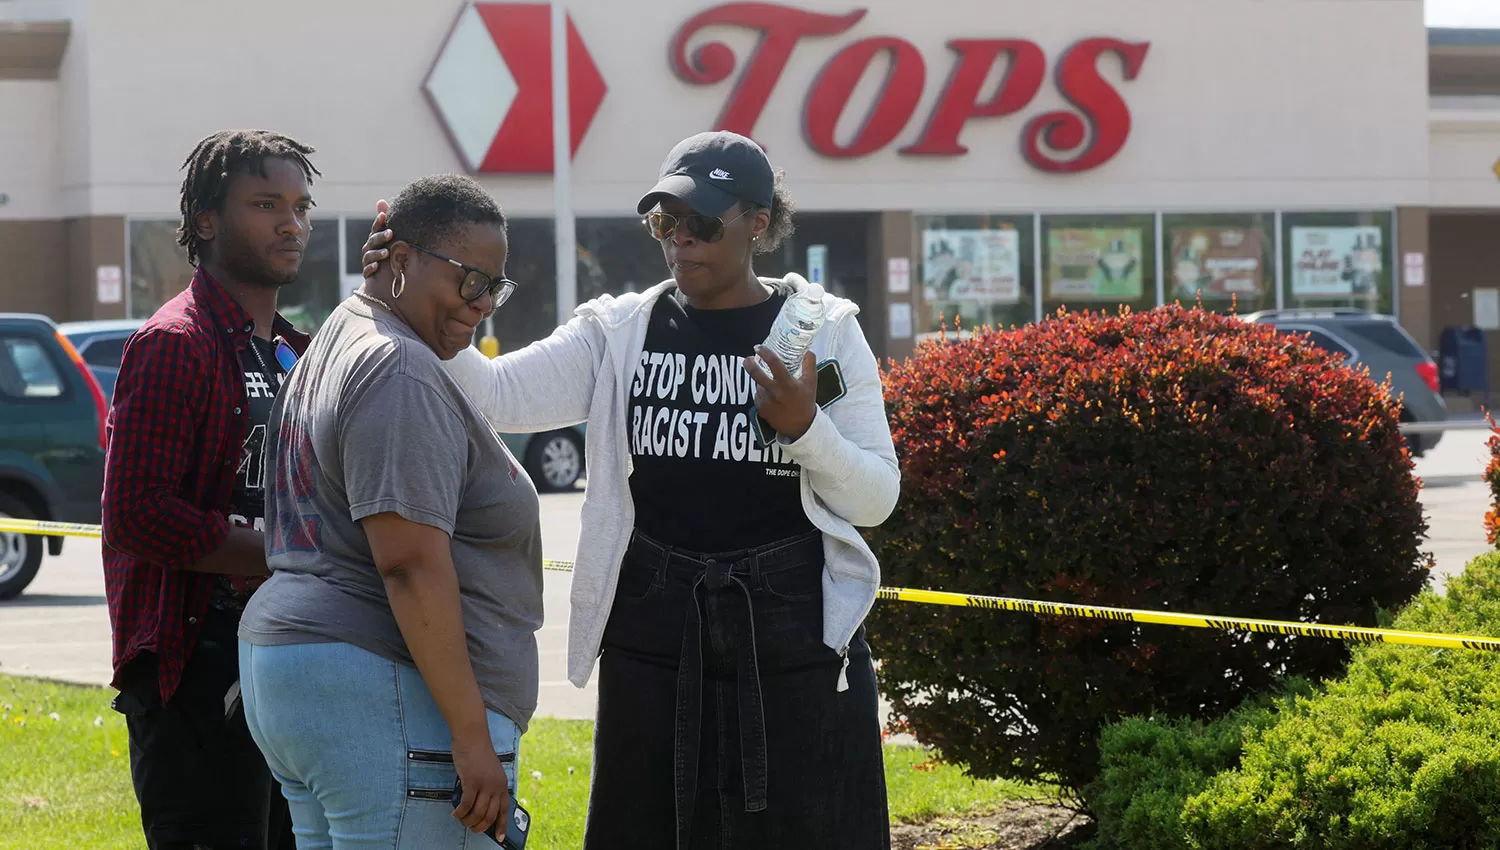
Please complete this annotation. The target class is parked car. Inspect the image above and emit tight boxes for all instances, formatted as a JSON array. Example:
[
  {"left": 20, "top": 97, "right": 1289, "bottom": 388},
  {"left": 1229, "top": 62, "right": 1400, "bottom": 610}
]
[
  {"left": 60, "top": 316, "right": 587, "bottom": 492},
  {"left": 502, "top": 426, "right": 587, "bottom": 492},
  {"left": 58, "top": 318, "right": 144, "bottom": 404},
  {"left": 913, "top": 328, "right": 975, "bottom": 345},
  {"left": 0, "top": 314, "right": 110, "bottom": 598},
  {"left": 1240, "top": 308, "right": 1446, "bottom": 455}
]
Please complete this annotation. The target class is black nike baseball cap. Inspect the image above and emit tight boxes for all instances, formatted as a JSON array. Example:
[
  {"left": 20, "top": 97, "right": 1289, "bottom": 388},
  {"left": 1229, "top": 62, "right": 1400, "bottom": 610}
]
[{"left": 636, "top": 131, "right": 775, "bottom": 217}]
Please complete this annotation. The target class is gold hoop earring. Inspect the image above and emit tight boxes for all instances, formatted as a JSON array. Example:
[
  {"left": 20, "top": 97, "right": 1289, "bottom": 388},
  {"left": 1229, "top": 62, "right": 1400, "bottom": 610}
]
[{"left": 392, "top": 270, "right": 406, "bottom": 300}]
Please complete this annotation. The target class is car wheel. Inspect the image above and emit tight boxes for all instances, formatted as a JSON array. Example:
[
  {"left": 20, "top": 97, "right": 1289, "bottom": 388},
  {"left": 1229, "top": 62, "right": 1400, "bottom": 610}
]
[
  {"left": 525, "top": 430, "right": 584, "bottom": 493},
  {"left": 0, "top": 493, "right": 45, "bottom": 600}
]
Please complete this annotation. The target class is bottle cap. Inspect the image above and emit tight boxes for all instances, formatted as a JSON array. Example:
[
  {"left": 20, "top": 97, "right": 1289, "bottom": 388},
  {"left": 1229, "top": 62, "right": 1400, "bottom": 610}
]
[{"left": 805, "top": 283, "right": 825, "bottom": 299}]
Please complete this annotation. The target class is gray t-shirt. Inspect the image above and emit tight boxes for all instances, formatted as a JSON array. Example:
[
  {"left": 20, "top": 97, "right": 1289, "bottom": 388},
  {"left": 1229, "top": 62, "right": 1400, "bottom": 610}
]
[{"left": 239, "top": 297, "right": 543, "bottom": 731}]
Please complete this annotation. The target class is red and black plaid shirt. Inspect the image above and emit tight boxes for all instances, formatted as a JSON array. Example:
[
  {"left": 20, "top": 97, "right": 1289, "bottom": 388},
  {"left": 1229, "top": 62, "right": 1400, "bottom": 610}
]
[{"left": 102, "top": 268, "right": 309, "bottom": 704}]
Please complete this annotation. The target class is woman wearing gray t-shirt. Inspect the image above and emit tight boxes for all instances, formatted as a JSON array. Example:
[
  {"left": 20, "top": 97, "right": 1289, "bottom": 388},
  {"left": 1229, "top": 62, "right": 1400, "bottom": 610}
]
[
  {"left": 238, "top": 174, "right": 541, "bottom": 847},
  {"left": 361, "top": 134, "right": 900, "bottom": 849}
]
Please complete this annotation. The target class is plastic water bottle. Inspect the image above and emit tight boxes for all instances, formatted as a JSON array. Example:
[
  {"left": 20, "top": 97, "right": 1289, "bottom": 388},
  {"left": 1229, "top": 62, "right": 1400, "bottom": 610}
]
[{"left": 760, "top": 284, "right": 826, "bottom": 378}]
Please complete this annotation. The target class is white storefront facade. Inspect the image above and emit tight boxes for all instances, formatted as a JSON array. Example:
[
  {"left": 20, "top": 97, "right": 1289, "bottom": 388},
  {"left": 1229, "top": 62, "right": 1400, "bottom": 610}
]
[{"left": 3, "top": 0, "right": 1497, "bottom": 373}]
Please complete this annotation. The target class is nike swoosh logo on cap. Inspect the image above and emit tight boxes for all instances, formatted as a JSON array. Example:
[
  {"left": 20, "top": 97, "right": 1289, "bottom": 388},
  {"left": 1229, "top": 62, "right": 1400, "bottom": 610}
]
[{"left": 709, "top": 168, "right": 732, "bottom": 180}]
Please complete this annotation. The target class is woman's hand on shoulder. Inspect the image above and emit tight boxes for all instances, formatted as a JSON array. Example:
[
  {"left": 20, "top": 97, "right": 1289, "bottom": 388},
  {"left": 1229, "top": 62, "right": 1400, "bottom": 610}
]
[{"left": 361, "top": 199, "right": 393, "bottom": 278}]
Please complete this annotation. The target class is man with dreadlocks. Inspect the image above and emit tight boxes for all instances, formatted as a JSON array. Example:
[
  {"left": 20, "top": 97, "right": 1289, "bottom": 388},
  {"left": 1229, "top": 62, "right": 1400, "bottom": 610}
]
[{"left": 102, "top": 129, "right": 317, "bottom": 850}]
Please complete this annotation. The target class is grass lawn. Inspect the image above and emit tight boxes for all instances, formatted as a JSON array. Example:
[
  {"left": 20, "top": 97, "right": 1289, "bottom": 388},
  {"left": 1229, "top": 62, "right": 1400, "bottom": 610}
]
[{"left": 0, "top": 674, "right": 1047, "bottom": 849}]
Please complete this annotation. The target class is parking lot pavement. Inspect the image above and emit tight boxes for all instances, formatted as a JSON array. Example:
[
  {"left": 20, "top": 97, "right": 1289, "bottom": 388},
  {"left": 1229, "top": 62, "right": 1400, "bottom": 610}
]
[
  {"left": 1, "top": 427, "right": 1494, "bottom": 719},
  {"left": 0, "top": 544, "right": 111, "bottom": 686},
  {"left": 1413, "top": 424, "right": 1494, "bottom": 589},
  {"left": 0, "top": 490, "right": 600, "bottom": 719}
]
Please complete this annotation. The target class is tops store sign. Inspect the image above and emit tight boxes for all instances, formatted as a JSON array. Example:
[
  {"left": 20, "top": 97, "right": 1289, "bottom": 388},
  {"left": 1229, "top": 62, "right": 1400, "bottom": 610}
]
[
  {"left": 426, "top": 1, "right": 1150, "bottom": 175},
  {"left": 672, "top": 4, "right": 1150, "bottom": 174},
  {"left": 424, "top": 3, "right": 608, "bottom": 174}
]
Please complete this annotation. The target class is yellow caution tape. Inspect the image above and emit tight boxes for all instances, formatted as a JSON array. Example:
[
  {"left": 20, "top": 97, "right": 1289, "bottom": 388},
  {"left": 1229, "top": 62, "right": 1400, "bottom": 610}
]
[
  {"left": 0, "top": 518, "right": 101, "bottom": 538},
  {"left": 877, "top": 587, "right": 1500, "bottom": 652},
  {"left": 0, "top": 519, "right": 581, "bottom": 571},
  {"left": 5, "top": 517, "right": 1495, "bottom": 651}
]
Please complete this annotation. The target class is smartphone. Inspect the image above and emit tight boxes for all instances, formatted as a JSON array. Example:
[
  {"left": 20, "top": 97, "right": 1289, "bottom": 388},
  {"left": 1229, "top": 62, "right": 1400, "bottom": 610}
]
[
  {"left": 750, "top": 359, "right": 849, "bottom": 448},
  {"left": 452, "top": 778, "right": 530, "bottom": 849}
]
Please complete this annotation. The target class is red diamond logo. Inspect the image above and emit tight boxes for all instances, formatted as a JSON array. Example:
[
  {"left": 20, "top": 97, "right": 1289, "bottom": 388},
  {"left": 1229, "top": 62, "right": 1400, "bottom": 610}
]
[{"left": 424, "top": 3, "right": 607, "bottom": 174}]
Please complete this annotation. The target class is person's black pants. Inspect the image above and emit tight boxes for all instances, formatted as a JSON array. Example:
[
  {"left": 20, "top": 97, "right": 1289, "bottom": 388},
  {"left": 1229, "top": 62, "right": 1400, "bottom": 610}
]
[
  {"left": 113, "top": 608, "right": 295, "bottom": 850},
  {"left": 585, "top": 531, "right": 891, "bottom": 850}
]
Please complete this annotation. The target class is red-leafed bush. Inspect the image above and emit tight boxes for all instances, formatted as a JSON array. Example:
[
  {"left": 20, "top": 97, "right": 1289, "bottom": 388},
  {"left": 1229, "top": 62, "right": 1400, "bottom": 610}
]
[
  {"left": 867, "top": 305, "right": 1431, "bottom": 795},
  {"left": 1485, "top": 416, "right": 1500, "bottom": 547}
]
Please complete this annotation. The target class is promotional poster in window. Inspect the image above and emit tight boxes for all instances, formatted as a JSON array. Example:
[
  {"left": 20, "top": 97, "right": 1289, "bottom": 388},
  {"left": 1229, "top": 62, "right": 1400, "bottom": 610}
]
[
  {"left": 1169, "top": 227, "right": 1266, "bottom": 299},
  {"left": 1046, "top": 228, "right": 1146, "bottom": 301},
  {"left": 1291, "top": 227, "right": 1384, "bottom": 298}
]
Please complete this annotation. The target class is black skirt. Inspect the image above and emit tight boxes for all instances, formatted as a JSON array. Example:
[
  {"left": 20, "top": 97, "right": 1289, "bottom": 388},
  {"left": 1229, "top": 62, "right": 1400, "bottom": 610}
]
[{"left": 585, "top": 530, "right": 891, "bottom": 850}]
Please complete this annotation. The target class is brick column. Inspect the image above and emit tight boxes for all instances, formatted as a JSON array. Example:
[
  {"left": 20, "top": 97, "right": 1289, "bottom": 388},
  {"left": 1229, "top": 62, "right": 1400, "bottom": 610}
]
[
  {"left": 65, "top": 216, "right": 128, "bottom": 321},
  {"left": 872, "top": 210, "right": 916, "bottom": 364},
  {"left": 1396, "top": 206, "right": 1432, "bottom": 351}
]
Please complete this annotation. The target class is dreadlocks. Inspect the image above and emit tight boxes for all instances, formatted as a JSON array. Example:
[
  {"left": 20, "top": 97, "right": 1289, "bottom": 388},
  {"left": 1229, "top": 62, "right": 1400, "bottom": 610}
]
[{"left": 177, "top": 129, "right": 321, "bottom": 266}]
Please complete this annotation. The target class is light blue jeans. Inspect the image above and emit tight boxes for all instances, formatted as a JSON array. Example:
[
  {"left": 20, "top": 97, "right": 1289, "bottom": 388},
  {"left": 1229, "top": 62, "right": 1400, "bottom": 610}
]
[{"left": 238, "top": 640, "right": 521, "bottom": 849}]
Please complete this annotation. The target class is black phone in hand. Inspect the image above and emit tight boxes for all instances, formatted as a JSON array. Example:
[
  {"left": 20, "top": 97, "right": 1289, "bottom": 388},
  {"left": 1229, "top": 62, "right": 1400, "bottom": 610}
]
[
  {"left": 452, "top": 778, "right": 530, "bottom": 849},
  {"left": 750, "top": 358, "right": 849, "bottom": 448}
]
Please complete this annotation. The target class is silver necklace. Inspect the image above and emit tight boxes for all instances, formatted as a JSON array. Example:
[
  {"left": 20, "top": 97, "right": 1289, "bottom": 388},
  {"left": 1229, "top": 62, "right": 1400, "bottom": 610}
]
[{"left": 354, "top": 290, "right": 393, "bottom": 312}]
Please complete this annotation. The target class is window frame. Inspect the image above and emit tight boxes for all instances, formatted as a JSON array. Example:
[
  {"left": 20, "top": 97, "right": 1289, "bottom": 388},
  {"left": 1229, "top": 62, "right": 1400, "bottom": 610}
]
[
  {"left": 1271, "top": 322, "right": 1359, "bottom": 364},
  {"left": 0, "top": 332, "right": 72, "bottom": 403},
  {"left": 76, "top": 334, "right": 130, "bottom": 369}
]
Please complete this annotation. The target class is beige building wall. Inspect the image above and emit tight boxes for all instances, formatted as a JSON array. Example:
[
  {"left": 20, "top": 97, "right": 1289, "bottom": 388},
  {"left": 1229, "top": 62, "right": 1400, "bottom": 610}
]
[
  {"left": 0, "top": 18, "right": 70, "bottom": 318},
  {"left": 1429, "top": 109, "right": 1500, "bottom": 209},
  {"left": 60, "top": 0, "right": 1430, "bottom": 219},
  {"left": 0, "top": 78, "right": 61, "bottom": 221},
  {"left": 0, "top": 220, "right": 67, "bottom": 316},
  {"left": 7, "top": 0, "right": 1489, "bottom": 339}
]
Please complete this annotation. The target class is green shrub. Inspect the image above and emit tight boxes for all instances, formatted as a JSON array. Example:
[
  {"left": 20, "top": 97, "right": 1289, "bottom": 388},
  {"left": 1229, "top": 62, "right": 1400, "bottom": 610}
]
[
  {"left": 868, "top": 306, "right": 1431, "bottom": 793},
  {"left": 1182, "top": 551, "right": 1500, "bottom": 850},
  {"left": 1086, "top": 680, "right": 1315, "bottom": 850}
]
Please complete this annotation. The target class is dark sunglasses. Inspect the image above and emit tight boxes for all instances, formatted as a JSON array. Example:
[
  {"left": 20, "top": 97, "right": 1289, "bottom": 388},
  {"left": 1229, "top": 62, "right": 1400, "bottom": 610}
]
[
  {"left": 643, "top": 207, "right": 753, "bottom": 244},
  {"left": 406, "top": 242, "right": 518, "bottom": 306}
]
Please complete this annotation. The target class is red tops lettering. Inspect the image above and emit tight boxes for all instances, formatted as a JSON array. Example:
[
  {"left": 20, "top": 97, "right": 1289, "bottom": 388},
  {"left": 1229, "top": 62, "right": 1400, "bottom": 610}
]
[{"left": 669, "top": 2, "right": 1150, "bottom": 173}]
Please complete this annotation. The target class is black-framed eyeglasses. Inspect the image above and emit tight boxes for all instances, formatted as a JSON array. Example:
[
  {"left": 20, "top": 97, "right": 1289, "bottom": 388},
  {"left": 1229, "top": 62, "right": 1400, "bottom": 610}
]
[
  {"left": 406, "top": 242, "right": 517, "bottom": 307},
  {"left": 643, "top": 207, "right": 753, "bottom": 244}
]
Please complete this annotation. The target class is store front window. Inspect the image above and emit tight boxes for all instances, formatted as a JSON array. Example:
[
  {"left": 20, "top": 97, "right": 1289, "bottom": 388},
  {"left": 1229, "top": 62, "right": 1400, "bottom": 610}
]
[
  {"left": 1282, "top": 211, "right": 1395, "bottom": 315},
  {"left": 577, "top": 216, "right": 672, "bottom": 303},
  {"left": 276, "top": 217, "right": 340, "bottom": 334},
  {"left": 1162, "top": 213, "right": 1276, "bottom": 315},
  {"left": 128, "top": 220, "right": 192, "bottom": 320},
  {"left": 344, "top": 215, "right": 376, "bottom": 277},
  {"left": 487, "top": 217, "right": 681, "bottom": 354},
  {"left": 485, "top": 212, "right": 876, "bottom": 355},
  {"left": 489, "top": 218, "right": 558, "bottom": 353},
  {"left": 1041, "top": 214, "right": 1158, "bottom": 319},
  {"left": 915, "top": 214, "right": 1033, "bottom": 336},
  {"left": 129, "top": 216, "right": 341, "bottom": 334},
  {"left": 754, "top": 212, "right": 873, "bottom": 315}
]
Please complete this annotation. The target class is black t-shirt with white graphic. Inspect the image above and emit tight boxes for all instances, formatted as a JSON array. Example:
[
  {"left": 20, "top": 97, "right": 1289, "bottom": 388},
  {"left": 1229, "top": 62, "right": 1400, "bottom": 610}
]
[
  {"left": 628, "top": 291, "right": 816, "bottom": 553},
  {"left": 213, "top": 336, "right": 286, "bottom": 611}
]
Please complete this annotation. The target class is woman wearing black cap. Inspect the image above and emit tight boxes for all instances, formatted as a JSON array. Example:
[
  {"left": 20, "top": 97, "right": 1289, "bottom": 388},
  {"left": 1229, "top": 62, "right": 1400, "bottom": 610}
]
[{"left": 361, "top": 132, "right": 900, "bottom": 849}]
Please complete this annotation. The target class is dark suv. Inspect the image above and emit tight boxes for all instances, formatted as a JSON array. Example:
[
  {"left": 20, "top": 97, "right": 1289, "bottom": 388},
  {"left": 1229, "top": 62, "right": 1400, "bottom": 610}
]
[
  {"left": 0, "top": 314, "right": 109, "bottom": 598},
  {"left": 57, "top": 318, "right": 144, "bottom": 403},
  {"left": 1241, "top": 309, "right": 1447, "bottom": 455}
]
